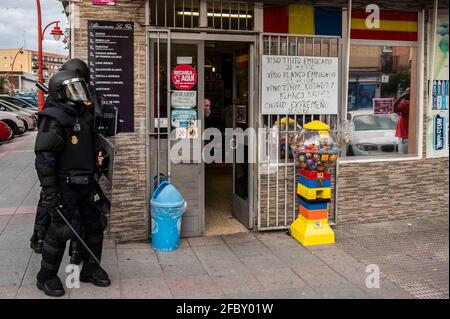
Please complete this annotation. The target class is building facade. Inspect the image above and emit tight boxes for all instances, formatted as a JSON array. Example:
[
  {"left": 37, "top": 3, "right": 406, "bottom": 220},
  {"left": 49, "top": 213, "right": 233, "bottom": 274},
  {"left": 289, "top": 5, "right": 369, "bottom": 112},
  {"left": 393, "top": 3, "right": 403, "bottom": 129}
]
[
  {"left": 64, "top": 0, "right": 449, "bottom": 242},
  {"left": 0, "top": 48, "right": 68, "bottom": 91}
]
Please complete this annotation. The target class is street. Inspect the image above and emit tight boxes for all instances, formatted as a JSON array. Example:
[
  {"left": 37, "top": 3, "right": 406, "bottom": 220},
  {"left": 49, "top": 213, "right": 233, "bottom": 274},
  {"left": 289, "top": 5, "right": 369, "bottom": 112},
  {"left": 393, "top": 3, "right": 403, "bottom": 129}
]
[{"left": 0, "top": 132, "right": 448, "bottom": 299}]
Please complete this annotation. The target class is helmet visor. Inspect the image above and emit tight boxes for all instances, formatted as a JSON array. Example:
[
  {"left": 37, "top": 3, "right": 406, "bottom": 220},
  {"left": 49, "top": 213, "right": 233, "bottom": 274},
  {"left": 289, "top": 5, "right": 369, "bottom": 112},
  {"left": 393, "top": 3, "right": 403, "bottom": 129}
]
[{"left": 62, "top": 78, "right": 92, "bottom": 103}]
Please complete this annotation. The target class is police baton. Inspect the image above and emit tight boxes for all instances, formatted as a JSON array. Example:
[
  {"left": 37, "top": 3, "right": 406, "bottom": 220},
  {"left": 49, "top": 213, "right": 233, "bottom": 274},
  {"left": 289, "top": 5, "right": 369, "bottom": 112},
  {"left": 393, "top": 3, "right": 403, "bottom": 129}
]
[{"left": 55, "top": 207, "right": 101, "bottom": 266}]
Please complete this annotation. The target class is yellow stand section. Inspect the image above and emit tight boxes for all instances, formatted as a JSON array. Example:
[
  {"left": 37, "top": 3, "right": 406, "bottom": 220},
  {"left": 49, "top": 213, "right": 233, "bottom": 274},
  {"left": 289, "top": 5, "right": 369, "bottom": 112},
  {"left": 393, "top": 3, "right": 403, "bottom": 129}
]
[
  {"left": 290, "top": 215, "right": 335, "bottom": 246},
  {"left": 297, "top": 184, "right": 331, "bottom": 200}
]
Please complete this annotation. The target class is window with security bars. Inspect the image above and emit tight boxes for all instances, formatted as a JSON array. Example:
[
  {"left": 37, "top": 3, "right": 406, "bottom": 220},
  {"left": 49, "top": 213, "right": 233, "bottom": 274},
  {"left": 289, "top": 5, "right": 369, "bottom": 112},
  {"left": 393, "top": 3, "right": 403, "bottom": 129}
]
[
  {"left": 207, "top": 0, "right": 254, "bottom": 30},
  {"left": 148, "top": 0, "right": 254, "bottom": 30},
  {"left": 149, "top": 0, "right": 200, "bottom": 28}
]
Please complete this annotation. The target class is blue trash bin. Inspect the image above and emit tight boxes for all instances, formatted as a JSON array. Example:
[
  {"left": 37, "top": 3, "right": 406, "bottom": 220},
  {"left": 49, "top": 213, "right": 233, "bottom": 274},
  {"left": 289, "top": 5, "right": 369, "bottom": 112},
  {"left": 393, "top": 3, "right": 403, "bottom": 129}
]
[{"left": 150, "top": 181, "right": 186, "bottom": 252}]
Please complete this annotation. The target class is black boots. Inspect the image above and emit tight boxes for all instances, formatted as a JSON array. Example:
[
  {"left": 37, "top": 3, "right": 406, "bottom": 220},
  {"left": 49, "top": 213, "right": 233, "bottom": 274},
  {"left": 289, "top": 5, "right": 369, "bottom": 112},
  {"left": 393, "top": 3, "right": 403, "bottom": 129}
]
[
  {"left": 69, "top": 240, "right": 83, "bottom": 265},
  {"left": 36, "top": 277, "right": 65, "bottom": 297},
  {"left": 80, "top": 266, "right": 111, "bottom": 287},
  {"left": 30, "top": 225, "right": 46, "bottom": 254}
]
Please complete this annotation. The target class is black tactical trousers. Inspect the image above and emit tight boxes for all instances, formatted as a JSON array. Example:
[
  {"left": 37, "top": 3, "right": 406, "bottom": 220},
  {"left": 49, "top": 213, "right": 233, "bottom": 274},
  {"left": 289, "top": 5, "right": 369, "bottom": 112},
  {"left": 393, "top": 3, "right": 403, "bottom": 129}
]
[
  {"left": 37, "top": 182, "right": 106, "bottom": 283},
  {"left": 31, "top": 191, "right": 82, "bottom": 255}
]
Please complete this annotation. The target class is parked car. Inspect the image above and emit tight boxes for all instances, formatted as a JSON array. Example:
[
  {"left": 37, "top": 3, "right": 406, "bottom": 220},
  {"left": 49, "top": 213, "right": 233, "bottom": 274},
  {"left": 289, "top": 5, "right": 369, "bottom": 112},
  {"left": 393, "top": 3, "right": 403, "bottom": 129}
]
[
  {"left": 0, "top": 110, "right": 26, "bottom": 137},
  {"left": 347, "top": 110, "right": 399, "bottom": 156},
  {"left": 0, "top": 95, "right": 38, "bottom": 112},
  {"left": 14, "top": 93, "right": 39, "bottom": 107},
  {"left": 0, "top": 120, "right": 13, "bottom": 142},
  {"left": 0, "top": 100, "right": 37, "bottom": 131}
]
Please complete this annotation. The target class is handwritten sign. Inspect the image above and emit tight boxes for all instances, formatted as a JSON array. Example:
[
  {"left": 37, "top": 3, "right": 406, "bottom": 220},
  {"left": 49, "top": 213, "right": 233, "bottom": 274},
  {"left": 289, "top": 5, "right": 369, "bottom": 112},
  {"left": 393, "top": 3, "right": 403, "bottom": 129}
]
[{"left": 261, "top": 55, "right": 338, "bottom": 115}]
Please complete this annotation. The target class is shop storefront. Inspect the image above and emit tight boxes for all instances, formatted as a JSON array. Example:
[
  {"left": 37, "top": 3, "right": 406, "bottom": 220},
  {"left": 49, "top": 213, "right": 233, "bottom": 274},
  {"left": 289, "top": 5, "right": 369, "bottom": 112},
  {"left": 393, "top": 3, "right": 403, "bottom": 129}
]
[{"left": 64, "top": 0, "right": 449, "bottom": 242}]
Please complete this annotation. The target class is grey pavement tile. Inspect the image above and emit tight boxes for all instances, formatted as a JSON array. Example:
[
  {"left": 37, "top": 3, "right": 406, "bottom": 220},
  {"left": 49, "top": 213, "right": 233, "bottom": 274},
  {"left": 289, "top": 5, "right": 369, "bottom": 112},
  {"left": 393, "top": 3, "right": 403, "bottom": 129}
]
[
  {"left": 188, "top": 294, "right": 226, "bottom": 299},
  {"left": 101, "top": 263, "right": 120, "bottom": 281},
  {"left": 311, "top": 282, "right": 370, "bottom": 299},
  {"left": 165, "top": 275, "right": 222, "bottom": 298},
  {"left": 116, "top": 242, "right": 152, "bottom": 249},
  {"left": 225, "top": 291, "right": 274, "bottom": 299},
  {"left": 227, "top": 240, "right": 272, "bottom": 257},
  {"left": 100, "top": 248, "right": 118, "bottom": 265},
  {"left": 211, "top": 273, "right": 265, "bottom": 295},
  {"left": 311, "top": 247, "right": 361, "bottom": 265},
  {"left": 0, "top": 249, "right": 32, "bottom": 267},
  {"left": 178, "top": 238, "right": 190, "bottom": 249},
  {"left": 254, "top": 231, "right": 291, "bottom": 241},
  {"left": 270, "top": 287, "right": 319, "bottom": 299},
  {"left": 198, "top": 257, "right": 249, "bottom": 276},
  {"left": 239, "top": 253, "right": 286, "bottom": 271},
  {"left": 16, "top": 284, "right": 69, "bottom": 299},
  {"left": 192, "top": 244, "right": 236, "bottom": 261},
  {"left": 156, "top": 247, "right": 199, "bottom": 264},
  {"left": 120, "top": 278, "right": 172, "bottom": 299},
  {"left": 264, "top": 242, "right": 327, "bottom": 267},
  {"left": 253, "top": 268, "right": 307, "bottom": 291},
  {"left": 188, "top": 235, "right": 225, "bottom": 247},
  {"left": 222, "top": 232, "right": 257, "bottom": 244},
  {"left": 0, "top": 223, "right": 34, "bottom": 250},
  {"left": 0, "top": 215, "right": 12, "bottom": 224},
  {"left": 160, "top": 260, "right": 208, "bottom": 277},
  {"left": 118, "top": 261, "right": 164, "bottom": 280},
  {"left": 7, "top": 214, "right": 36, "bottom": 225},
  {"left": 117, "top": 248, "right": 158, "bottom": 264},
  {"left": 291, "top": 265, "right": 348, "bottom": 286},
  {"left": 0, "top": 285, "right": 19, "bottom": 299},
  {"left": 0, "top": 223, "right": 5, "bottom": 234},
  {"left": 68, "top": 281, "right": 121, "bottom": 299},
  {"left": 0, "top": 266, "right": 29, "bottom": 286}
]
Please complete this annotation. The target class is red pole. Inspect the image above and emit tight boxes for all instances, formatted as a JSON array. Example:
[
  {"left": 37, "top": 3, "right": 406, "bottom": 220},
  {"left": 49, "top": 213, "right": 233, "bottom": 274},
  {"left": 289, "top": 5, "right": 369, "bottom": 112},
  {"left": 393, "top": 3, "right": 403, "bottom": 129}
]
[{"left": 36, "top": 0, "right": 44, "bottom": 112}]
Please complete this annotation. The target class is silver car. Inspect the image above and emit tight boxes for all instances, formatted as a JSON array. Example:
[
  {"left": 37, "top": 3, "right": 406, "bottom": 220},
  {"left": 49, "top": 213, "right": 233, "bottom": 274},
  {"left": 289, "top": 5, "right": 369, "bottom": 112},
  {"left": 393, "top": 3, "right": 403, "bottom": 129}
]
[{"left": 0, "top": 100, "right": 37, "bottom": 131}]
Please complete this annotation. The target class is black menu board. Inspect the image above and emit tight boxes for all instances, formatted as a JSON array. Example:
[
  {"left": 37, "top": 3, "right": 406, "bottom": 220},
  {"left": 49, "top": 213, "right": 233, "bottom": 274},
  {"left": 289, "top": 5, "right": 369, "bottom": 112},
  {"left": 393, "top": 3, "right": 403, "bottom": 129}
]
[{"left": 88, "top": 20, "right": 134, "bottom": 132}]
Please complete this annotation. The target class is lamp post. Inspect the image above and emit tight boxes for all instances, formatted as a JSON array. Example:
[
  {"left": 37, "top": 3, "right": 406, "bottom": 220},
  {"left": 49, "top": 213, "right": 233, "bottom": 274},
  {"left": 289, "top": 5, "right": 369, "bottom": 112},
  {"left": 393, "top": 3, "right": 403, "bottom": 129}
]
[
  {"left": 36, "top": 0, "right": 64, "bottom": 111},
  {"left": 8, "top": 47, "right": 24, "bottom": 95}
]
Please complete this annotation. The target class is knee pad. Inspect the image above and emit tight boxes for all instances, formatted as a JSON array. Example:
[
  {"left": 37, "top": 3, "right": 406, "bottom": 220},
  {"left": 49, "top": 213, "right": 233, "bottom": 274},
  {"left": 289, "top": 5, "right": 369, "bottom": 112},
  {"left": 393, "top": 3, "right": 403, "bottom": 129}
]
[{"left": 47, "top": 223, "right": 72, "bottom": 243}]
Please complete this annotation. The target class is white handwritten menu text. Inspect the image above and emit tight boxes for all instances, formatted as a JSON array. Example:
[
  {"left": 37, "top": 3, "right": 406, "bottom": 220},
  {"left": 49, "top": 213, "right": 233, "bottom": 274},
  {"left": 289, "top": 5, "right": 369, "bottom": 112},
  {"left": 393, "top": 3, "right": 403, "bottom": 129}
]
[
  {"left": 261, "top": 55, "right": 339, "bottom": 115},
  {"left": 88, "top": 20, "right": 134, "bottom": 132}
]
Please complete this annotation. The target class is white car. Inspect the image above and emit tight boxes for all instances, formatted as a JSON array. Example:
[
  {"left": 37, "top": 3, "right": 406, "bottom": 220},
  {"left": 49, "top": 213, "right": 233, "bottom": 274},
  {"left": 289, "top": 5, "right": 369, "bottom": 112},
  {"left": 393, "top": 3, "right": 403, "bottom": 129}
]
[
  {"left": 0, "top": 100, "right": 37, "bottom": 131},
  {"left": 0, "top": 110, "right": 26, "bottom": 137},
  {"left": 347, "top": 110, "right": 399, "bottom": 156}
]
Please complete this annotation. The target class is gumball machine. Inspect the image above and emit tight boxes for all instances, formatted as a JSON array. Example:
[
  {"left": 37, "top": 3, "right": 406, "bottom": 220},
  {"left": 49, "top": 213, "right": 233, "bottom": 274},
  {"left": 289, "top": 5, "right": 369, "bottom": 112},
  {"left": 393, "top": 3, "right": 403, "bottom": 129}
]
[{"left": 289, "top": 120, "right": 340, "bottom": 246}]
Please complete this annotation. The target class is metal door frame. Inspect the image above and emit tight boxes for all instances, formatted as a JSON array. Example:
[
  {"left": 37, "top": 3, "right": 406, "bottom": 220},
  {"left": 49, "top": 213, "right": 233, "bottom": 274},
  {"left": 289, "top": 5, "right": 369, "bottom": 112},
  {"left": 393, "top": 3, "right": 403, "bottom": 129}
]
[
  {"left": 147, "top": 30, "right": 205, "bottom": 237},
  {"left": 147, "top": 29, "right": 257, "bottom": 235},
  {"left": 231, "top": 41, "right": 256, "bottom": 229}
]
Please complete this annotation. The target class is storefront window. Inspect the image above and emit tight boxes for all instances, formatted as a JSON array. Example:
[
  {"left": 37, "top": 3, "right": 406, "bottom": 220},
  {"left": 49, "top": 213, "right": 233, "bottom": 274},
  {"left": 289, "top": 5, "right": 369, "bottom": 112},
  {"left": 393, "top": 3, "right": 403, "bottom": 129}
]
[{"left": 346, "top": 44, "right": 418, "bottom": 157}]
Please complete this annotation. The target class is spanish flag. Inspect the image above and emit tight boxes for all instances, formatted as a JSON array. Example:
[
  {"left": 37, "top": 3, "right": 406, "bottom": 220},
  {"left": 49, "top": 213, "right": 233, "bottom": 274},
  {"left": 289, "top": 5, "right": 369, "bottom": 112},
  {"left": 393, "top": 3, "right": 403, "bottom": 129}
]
[
  {"left": 351, "top": 10, "right": 418, "bottom": 41},
  {"left": 263, "top": 4, "right": 342, "bottom": 36}
]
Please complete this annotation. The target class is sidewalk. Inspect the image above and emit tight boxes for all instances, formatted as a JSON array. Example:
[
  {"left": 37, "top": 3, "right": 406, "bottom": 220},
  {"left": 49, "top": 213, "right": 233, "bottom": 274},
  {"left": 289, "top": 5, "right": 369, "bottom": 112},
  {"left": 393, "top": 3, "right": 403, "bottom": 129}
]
[{"left": 0, "top": 133, "right": 448, "bottom": 299}]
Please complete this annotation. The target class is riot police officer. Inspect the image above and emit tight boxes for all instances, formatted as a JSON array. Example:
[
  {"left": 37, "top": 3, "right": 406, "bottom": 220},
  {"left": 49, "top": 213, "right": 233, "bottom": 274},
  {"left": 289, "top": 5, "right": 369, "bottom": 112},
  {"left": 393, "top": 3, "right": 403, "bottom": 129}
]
[
  {"left": 30, "top": 58, "right": 101, "bottom": 265},
  {"left": 35, "top": 70, "right": 110, "bottom": 297}
]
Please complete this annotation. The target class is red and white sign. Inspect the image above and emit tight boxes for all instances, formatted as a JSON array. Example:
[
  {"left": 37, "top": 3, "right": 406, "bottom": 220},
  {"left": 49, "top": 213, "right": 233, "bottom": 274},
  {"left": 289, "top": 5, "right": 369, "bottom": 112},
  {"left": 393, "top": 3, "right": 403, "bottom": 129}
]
[
  {"left": 171, "top": 64, "right": 197, "bottom": 90},
  {"left": 92, "top": 0, "right": 116, "bottom": 5}
]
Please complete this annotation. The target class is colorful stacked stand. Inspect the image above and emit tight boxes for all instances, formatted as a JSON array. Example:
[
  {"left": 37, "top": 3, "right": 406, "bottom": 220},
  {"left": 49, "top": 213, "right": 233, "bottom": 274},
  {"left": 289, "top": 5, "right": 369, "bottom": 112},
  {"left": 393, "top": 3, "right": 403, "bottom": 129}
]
[{"left": 290, "top": 169, "right": 335, "bottom": 246}]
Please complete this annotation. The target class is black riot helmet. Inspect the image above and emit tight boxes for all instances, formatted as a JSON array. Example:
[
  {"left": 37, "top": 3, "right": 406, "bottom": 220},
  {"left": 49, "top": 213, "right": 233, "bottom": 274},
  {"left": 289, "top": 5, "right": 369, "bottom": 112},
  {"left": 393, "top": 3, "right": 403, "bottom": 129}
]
[
  {"left": 48, "top": 70, "right": 92, "bottom": 105},
  {"left": 61, "top": 58, "right": 90, "bottom": 84}
]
